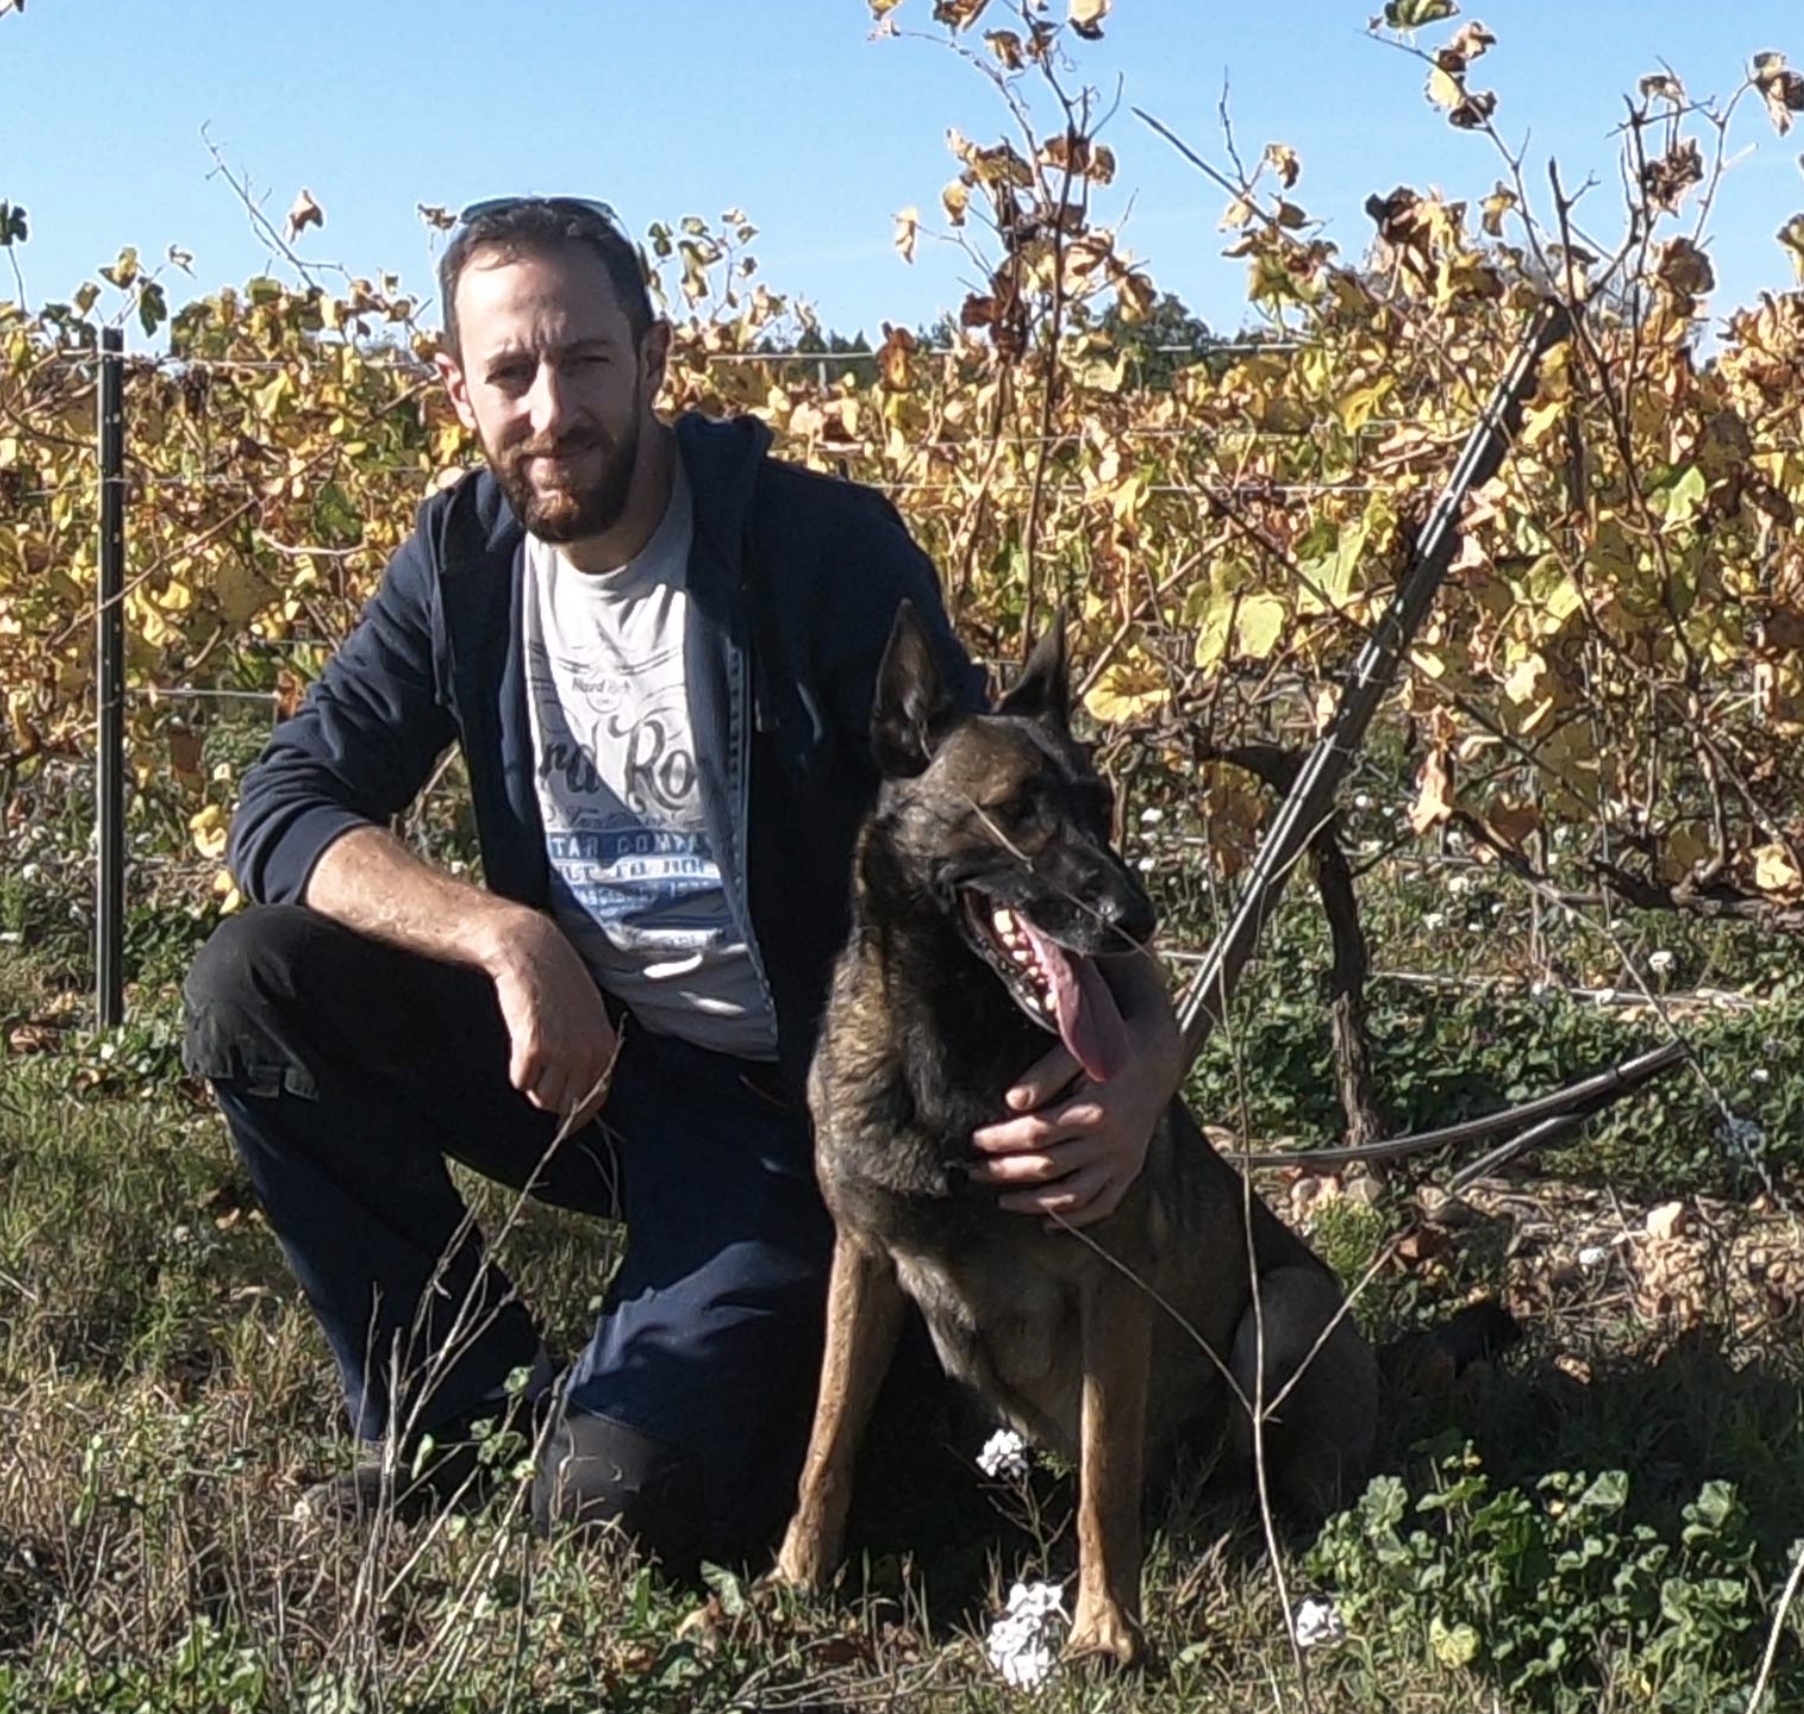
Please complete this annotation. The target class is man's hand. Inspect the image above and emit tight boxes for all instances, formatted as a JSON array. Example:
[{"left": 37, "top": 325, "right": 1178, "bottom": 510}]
[
  {"left": 304, "top": 827, "right": 620, "bottom": 1128},
  {"left": 967, "top": 954, "right": 1183, "bottom": 1229},
  {"left": 482, "top": 912, "right": 620, "bottom": 1126}
]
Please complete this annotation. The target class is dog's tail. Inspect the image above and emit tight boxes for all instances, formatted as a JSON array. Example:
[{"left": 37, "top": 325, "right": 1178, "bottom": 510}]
[{"left": 1377, "top": 1298, "right": 1523, "bottom": 1393}]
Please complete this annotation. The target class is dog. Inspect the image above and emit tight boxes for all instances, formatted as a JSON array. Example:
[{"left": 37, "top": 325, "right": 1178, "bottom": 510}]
[{"left": 773, "top": 604, "right": 1379, "bottom": 1667}]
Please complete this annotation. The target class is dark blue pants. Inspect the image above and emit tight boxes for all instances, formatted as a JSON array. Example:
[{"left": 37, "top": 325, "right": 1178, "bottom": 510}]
[{"left": 183, "top": 905, "right": 843, "bottom": 1563}]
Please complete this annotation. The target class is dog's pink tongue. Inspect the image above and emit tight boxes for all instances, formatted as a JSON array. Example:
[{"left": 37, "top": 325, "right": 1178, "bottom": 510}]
[{"left": 1021, "top": 921, "right": 1132, "bottom": 1083}]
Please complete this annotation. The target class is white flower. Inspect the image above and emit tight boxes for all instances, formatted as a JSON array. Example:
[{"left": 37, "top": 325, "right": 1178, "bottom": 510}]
[
  {"left": 1292, "top": 1596, "right": 1347, "bottom": 1650},
  {"left": 1448, "top": 873, "right": 1471, "bottom": 896},
  {"left": 1354, "top": 793, "right": 1373, "bottom": 810},
  {"left": 1136, "top": 854, "right": 1156, "bottom": 874},
  {"left": 1577, "top": 1244, "right": 1609, "bottom": 1269},
  {"left": 1423, "top": 911, "right": 1446, "bottom": 930},
  {"left": 986, "top": 1580, "right": 1066, "bottom": 1689},
  {"left": 977, "top": 1427, "right": 1032, "bottom": 1482},
  {"left": 1648, "top": 949, "right": 1675, "bottom": 974},
  {"left": 1139, "top": 807, "right": 1164, "bottom": 825},
  {"left": 1753, "top": 1068, "right": 1771, "bottom": 1085},
  {"left": 1718, "top": 1115, "right": 1765, "bottom": 1158}
]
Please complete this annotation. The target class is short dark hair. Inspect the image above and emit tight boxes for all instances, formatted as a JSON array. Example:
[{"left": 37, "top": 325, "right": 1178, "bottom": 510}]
[{"left": 438, "top": 197, "right": 654, "bottom": 358}]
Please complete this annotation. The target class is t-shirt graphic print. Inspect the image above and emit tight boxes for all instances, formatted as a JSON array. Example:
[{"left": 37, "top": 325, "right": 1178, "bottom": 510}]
[{"left": 521, "top": 468, "right": 777, "bottom": 1059}]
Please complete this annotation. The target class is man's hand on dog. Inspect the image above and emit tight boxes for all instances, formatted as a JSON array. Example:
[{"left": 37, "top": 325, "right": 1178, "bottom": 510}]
[
  {"left": 484, "top": 912, "right": 619, "bottom": 1127},
  {"left": 969, "top": 963, "right": 1184, "bottom": 1229}
]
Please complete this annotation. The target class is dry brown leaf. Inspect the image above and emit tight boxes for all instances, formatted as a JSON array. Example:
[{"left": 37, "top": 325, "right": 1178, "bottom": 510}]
[
  {"left": 984, "top": 28, "right": 1024, "bottom": 69},
  {"left": 1448, "top": 87, "right": 1498, "bottom": 129},
  {"left": 285, "top": 189, "right": 324, "bottom": 243},
  {"left": 1481, "top": 181, "right": 1518, "bottom": 237},
  {"left": 932, "top": 0, "right": 989, "bottom": 28},
  {"left": 1656, "top": 236, "right": 1715, "bottom": 299},
  {"left": 876, "top": 324, "right": 917, "bottom": 392},
  {"left": 1755, "top": 51, "right": 1804, "bottom": 135},
  {"left": 893, "top": 206, "right": 920, "bottom": 266},
  {"left": 1448, "top": 19, "right": 1495, "bottom": 59},
  {"left": 1407, "top": 746, "right": 1456, "bottom": 835}
]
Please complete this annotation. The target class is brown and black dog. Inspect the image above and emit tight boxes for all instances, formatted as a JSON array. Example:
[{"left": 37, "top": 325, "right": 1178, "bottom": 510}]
[{"left": 774, "top": 604, "right": 1378, "bottom": 1667}]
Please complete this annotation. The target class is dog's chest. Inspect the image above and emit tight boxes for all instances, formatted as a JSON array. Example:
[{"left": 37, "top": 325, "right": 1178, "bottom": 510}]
[{"left": 892, "top": 1234, "right": 1082, "bottom": 1450}]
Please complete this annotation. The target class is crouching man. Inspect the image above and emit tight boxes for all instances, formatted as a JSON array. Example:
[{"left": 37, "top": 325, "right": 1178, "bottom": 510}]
[{"left": 184, "top": 196, "right": 1182, "bottom": 1570}]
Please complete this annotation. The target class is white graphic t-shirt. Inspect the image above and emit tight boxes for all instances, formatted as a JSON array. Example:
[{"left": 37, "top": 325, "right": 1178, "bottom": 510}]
[{"left": 521, "top": 469, "right": 778, "bottom": 1060}]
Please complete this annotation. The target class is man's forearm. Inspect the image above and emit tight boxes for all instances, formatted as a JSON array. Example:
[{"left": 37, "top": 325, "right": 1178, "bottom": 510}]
[{"left": 302, "top": 824, "right": 538, "bottom": 979}]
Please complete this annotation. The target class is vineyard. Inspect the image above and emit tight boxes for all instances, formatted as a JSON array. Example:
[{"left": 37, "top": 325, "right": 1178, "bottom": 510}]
[
  {"left": 11, "top": 47, "right": 1804, "bottom": 947},
  {"left": 7, "top": 0, "right": 1804, "bottom": 1708}
]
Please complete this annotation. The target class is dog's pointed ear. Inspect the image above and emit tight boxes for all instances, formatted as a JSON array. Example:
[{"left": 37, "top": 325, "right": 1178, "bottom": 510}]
[
  {"left": 872, "top": 600, "right": 959, "bottom": 778},
  {"left": 997, "top": 611, "right": 1070, "bottom": 731}
]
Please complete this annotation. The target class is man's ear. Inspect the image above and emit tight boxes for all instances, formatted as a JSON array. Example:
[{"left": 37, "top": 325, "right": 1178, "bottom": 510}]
[
  {"left": 997, "top": 611, "right": 1070, "bottom": 731},
  {"left": 639, "top": 318, "right": 673, "bottom": 404},
  {"left": 435, "top": 348, "right": 479, "bottom": 432},
  {"left": 871, "top": 601, "right": 960, "bottom": 778}
]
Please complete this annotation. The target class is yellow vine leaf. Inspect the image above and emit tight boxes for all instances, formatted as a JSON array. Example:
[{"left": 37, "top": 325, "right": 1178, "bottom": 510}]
[
  {"left": 1083, "top": 657, "right": 1168, "bottom": 724},
  {"left": 190, "top": 804, "right": 230, "bottom": 861},
  {"left": 1235, "top": 593, "right": 1287, "bottom": 662},
  {"left": 1753, "top": 842, "right": 1803, "bottom": 895},
  {"left": 1426, "top": 66, "right": 1464, "bottom": 111}
]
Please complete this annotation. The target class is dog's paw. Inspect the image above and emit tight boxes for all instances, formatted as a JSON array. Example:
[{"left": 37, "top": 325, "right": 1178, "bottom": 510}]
[{"left": 1064, "top": 1598, "right": 1148, "bottom": 1671}]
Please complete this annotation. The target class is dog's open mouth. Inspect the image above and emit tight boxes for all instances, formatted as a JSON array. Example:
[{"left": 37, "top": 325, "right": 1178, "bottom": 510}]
[{"left": 961, "top": 893, "right": 1132, "bottom": 1083}]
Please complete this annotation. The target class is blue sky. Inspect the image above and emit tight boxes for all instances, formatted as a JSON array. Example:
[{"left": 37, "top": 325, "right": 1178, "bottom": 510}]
[{"left": 2, "top": 1, "right": 1800, "bottom": 344}]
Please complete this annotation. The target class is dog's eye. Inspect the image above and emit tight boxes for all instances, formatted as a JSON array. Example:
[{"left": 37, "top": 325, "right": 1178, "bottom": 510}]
[{"left": 978, "top": 794, "right": 1031, "bottom": 831}]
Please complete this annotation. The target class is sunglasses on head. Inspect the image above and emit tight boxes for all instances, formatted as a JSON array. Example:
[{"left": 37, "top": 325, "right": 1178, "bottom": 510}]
[{"left": 455, "top": 195, "right": 623, "bottom": 231}]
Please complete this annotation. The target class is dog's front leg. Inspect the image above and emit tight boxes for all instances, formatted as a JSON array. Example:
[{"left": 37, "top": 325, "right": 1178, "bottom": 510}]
[
  {"left": 1065, "top": 1268, "right": 1152, "bottom": 1668},
  {"left": 773, "top": 1234, "right": 906, "bottom": 1591}
]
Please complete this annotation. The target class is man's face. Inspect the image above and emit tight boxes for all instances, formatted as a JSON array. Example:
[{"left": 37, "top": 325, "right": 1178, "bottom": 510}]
[{"left": 438, "top": 244, "right": 668, "bottom": 543}]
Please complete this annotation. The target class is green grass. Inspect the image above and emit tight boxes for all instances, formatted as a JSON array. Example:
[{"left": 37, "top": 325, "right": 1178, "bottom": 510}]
[{"left": 5, "top": 773, "right": 1804, "bottom": 1709}]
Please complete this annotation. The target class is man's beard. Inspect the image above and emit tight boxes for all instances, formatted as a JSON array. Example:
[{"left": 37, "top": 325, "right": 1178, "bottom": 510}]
[{"left": 490, "top": 394, "right": 641, "bottom": 545}]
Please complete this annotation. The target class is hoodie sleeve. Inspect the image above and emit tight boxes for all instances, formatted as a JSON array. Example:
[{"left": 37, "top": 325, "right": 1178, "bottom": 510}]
[{"left": 227, "top": 510, "right": 458, "bottom": 906}]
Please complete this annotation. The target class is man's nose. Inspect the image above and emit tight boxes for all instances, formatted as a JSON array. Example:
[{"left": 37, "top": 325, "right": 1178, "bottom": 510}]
[{"left": 525, "top": 362, "right": 570, "bottom": 437}]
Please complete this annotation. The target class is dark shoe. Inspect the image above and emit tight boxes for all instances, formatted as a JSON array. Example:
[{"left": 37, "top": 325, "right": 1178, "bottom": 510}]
[
  {"left": 532, "top": 1409, "right": 706, "bottom": 1578},
  {"left": 295, "top": 1394, "right": 545, "bottom": 1530}
]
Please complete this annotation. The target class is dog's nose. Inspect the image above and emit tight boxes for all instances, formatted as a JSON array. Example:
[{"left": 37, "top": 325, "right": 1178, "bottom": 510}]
[{"left": 1100, "top": 885, "right": 1157, "bottom": 946}]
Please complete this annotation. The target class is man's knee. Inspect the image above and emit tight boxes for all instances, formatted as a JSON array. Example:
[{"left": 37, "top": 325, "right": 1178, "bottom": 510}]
[
  {"left": 182, "top": 905, "right": 332, "bottom": 1091},
  {"left": 532, "top": 1411, "right": 707, "bottom": 1579},
  {"left": 185, "top": 904, "right": 310, "bottom": 1008}
]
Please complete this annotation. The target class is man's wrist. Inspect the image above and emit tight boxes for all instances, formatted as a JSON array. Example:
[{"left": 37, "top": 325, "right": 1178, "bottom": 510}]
[{"left": 469, "top": 901, "right": 551, "bottom": 982}]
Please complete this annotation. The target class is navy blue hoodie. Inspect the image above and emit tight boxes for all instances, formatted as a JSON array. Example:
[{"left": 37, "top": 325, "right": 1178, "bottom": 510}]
[{"left": 228, "top": 411, "right": 983, "bottom": 1095}]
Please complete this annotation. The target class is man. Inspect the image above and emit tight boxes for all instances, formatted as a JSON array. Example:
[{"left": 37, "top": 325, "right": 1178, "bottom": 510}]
[{"left": 183, "top": 196, "right": 1183, "bottom": 1571}]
